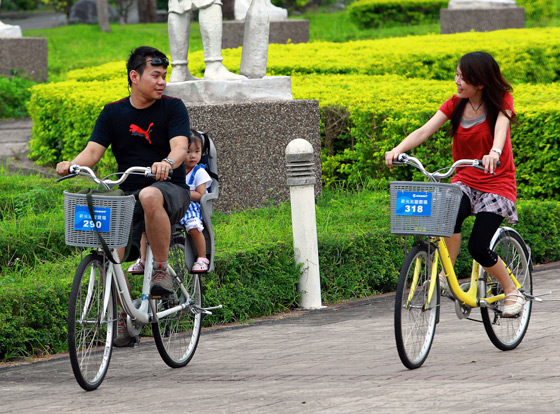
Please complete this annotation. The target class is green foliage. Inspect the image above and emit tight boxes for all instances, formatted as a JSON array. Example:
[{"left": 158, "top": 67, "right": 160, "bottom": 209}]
[
  {"left": 41, "top": 0, "right": 76, "bottom": 17},
  {"left": 517, "top": 0, "right": 559, "bottom": 21},
  {"left": 1, "top": 0, "right": 41, "bottom": 11},
  {"left": 348, "top": 0, "right": 447, "bottom": 28},
  {"left": 24, "top": 23, "right": 201, "bottom": 81},
  {"left": 0, "top": 76, "right": 35, "bottom": 120}
]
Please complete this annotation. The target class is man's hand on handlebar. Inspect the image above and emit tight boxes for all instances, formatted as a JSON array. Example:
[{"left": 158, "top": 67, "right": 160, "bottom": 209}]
[
  {"left": 151, "top": 161, "right": 172, "bottom": 181},
  {"left": 56, "top": 161, "right": 74, "bottom": 177}
]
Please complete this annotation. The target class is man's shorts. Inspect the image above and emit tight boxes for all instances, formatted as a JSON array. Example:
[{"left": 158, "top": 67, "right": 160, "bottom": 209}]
[{"left": 126, "top": 181, "right": 190, "bottom": 261}]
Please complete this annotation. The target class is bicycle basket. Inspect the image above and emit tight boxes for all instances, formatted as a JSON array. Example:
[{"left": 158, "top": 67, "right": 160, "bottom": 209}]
[
  {"left": 390, "top": 181, "right": 463, "bottom": 238},
  {"left": 64, "top": 191, "right": 136, "bottom": 248}
]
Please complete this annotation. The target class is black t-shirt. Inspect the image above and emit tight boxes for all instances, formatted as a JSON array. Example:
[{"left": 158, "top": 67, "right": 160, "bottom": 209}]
[{"left": 90, "top": 95, "right": 190, "bottom": 191}]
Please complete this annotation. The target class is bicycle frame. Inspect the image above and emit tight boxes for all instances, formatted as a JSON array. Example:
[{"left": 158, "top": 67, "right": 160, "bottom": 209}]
[
  {"left": 418, "top": 229, "right": 525, "bottom": 310},
  {"left": 98, "top": 245, "right": 196, "bottom": 335}
]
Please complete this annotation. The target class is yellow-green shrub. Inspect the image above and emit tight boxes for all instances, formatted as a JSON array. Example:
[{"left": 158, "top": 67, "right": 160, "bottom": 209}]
[
  {"left": 28, "top": 70, "right": 560, "bottom": 200},
  {"left": 66, "top": 28, "right": 560, "bottom": 84},
  {"left": 292, "top": 74, "right": 560, "bottom": 200},
  {"left": 517, "top": 0, "right": 559, "bottom": 20},
  {"left": 348, "top": 0, "right": 447, "bottom": 28},
  {"left": 28, "top": 79, "right": 126, "bottom": 173}
]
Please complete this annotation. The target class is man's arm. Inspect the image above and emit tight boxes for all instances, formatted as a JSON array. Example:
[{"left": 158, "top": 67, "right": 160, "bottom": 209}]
[
  {"left": 153, "top": 135, "right": 189, "bottom": 181},
  {"left": 56, "top": 141, "right": 106, "bottom": 176}
]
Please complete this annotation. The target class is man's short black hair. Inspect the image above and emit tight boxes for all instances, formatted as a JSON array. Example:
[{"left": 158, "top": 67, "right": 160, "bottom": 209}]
[{"left": 126, "top": 46, "right": 168, "bottom": 86}]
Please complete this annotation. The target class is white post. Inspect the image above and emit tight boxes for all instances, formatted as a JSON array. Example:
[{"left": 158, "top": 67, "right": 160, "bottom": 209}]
[{"left": 285, "top": 139, "right": 323, "bottom": 309}]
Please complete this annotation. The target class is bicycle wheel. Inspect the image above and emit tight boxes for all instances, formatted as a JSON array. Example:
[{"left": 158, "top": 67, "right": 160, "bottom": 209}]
[
  {"left": 68, "top": 253, "right": 116, "bottom": 391},
  {"left": 152, "top": 234, "right": 203, "bottom": 368},
  {"left": 394, "top": 243, "right": 440, "bottom": 369},
  {"left": 481, "top": 229, "right": 532, "bottom": 350}
]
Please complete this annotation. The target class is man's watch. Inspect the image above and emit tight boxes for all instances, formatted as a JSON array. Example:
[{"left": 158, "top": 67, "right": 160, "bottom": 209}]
[
  {"left": 491, "top": 148, "right": 502, "bottom": 156},
  {"left": 162, "top": 158, "right": 175, "bottom": 168}
]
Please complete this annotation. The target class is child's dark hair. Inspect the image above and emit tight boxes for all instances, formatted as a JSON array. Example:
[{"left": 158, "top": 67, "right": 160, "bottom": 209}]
[{"left": 189, "top": 129, "right": 211, "bottom": 160}]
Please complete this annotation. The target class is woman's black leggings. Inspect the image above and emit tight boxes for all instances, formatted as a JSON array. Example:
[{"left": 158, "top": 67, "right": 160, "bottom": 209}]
[{"left": 453, "top": 194, "right": 504, "bottom": 268}]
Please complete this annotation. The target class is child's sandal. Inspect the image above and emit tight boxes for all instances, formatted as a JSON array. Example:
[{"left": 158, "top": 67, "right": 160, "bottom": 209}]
[
  {"left": 127, "top": 259, "right": 145, "bottom": 275},
  {"left": 192, "top": 257, "right": 209, "bottom": 273}
]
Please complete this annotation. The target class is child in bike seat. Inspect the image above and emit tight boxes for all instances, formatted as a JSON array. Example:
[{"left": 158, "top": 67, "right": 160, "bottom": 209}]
[
  {"left": 178, "top": 130, "right": 213, "bottom": 272},
  {"left": 127, "top": 130, "right": 212, "bottom": 274},
  {"left": 385, "top": 51, "right": 524, "bottom": 318}
]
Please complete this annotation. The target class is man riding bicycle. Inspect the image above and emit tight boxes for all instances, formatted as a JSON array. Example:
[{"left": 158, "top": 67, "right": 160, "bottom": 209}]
[{"left": 56, "top": 46, "right": 191, "bottom": 342}]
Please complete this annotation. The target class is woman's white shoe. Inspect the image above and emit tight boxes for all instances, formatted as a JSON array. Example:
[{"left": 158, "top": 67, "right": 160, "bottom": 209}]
[{"left": 502, "top": 291, "right": 526, "bottom": 318}]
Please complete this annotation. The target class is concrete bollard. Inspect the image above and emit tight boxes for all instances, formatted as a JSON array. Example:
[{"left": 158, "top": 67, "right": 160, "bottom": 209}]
[{"left": 285, "top": 138, "right": 323, "bottom": 309}]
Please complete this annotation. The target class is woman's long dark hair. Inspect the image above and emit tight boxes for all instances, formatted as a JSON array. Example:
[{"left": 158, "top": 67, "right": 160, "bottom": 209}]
[{"left": 451, "top": 51, "right": 516, "bottom": 138}]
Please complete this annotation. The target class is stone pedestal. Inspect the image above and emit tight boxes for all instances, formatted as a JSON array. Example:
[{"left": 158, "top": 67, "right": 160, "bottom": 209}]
[
  {"left": 165, "top": 76, "right": 292, "bottom": 105},
  {"left": 0, "top": 38, "right": 48, "bottom": 82},
  {"left": 183, "top": 100, "right": 321, "bottom": 212},
  {"left": 222, "top": 19, "right": 309, "bottom": 49},
  {"left": 440, "top": 7, "right": 525, "bottom": 34}
]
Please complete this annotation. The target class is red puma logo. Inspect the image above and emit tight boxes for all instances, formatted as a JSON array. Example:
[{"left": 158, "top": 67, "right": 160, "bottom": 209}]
[{"left": 129, "top": 123, "right": 154, "bottom": 143}]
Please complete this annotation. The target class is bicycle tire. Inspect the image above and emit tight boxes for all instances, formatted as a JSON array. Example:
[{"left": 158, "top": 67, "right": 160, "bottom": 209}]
[
  {"left": 481, "top": 229, "right": 532, "bottom": 351},
  {"left": 394, "top": 243, "right": 440, "bottom": 369},
  {"left": 152, "top": 234, "right": 203, "bottom": 368},
  {"left": 68, "top": 252, "right": 116, "bottom": 391}
]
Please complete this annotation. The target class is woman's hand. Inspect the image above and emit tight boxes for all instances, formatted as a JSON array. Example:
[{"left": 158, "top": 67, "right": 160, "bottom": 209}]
[
  {"left": 482, "top": 151, "right": 500, "bottom": 174},
  {"left": 385, "top": 149, "right": 401, "bottom": 168}
]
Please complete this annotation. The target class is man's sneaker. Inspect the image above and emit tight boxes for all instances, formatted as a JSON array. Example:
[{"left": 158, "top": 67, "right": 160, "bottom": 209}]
[
  {"left": 114, "top": 311, "right": 133, "bottom": 347},
  {"left": 150, "top": 265, "right": 174, "bottom": 296}
]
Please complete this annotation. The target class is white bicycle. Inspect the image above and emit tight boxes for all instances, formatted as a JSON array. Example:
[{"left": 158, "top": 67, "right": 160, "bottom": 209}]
[{"left": 59, "top": 165, "right": 221, "bottom": 391}]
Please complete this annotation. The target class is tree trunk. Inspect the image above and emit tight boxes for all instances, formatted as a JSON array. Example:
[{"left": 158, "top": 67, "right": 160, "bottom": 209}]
[
  {"left": 137, "top": 0, "right": 157, "bottom": 23},
  {"left": 96, "top": 0, "right": 111, "bottom": 33}
]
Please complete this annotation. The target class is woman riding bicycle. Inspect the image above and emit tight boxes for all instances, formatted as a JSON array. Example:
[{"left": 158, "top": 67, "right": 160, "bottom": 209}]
[{"left": 385, "top": 51, "right": 524, "bottom": 318}]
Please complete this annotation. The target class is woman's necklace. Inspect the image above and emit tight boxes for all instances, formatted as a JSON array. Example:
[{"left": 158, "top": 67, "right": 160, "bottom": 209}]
[{"left": 469, "top": 99, "right": 483, "bottom": 114}]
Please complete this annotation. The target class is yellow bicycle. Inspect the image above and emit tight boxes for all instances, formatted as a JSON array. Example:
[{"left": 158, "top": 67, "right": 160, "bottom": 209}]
[{"left": 390, "top": 154, "right": 546, "bottom": 370}]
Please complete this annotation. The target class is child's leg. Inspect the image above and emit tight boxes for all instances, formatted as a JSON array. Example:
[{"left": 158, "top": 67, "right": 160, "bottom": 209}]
[{"left": 189, "top": 228, "right": 206, "bottom": 259}]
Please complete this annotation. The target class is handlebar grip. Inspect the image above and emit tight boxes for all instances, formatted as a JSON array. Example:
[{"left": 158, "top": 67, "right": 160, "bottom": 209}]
[
  {"left": 147, "top": 169, "right": 173, "bottom": 180},
  {"left": 475, "top": 160, "right": 501, "bottom": 167},
  {"left": 391, "top": 160, "right": 406, "bottom": 165},
  {"left": 56, "top": 174, "right": 78, "bottom": 183}
]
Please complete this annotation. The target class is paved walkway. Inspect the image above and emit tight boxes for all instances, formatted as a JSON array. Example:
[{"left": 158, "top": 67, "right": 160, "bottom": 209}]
[
  {"left": 0, "top": 118, "right": 54, "bottom": 175},
  {"left": 1, "top": 264, "right": 558, "bottom": 413}
]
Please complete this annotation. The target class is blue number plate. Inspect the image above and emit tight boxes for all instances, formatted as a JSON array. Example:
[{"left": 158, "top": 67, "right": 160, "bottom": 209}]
[
  {"left": 74, "top": 206, "right": 111, "bottom": 232},
  {"left": 396, "top": 191, "right": 432, "bottom": 216}
]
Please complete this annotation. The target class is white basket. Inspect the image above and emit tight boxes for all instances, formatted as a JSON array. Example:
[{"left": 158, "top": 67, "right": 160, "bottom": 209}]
[
  {"left": 390, "top": 181, "right": 463, "bottom": 238},
  {"left": 64, "top": 191, "right": 135, "bottom": 248}
]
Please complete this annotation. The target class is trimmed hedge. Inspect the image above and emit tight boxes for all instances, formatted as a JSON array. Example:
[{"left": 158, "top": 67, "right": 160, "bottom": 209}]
[
  {"left": 291, "top": 74, "right": 560, "bottom": 200},
  {"left": 27, "top": 70, "right": 560, "bottom": 200},
  {"left": 348, "top": 0, "right": 447, "bottom": 29},
  {"left": 64, "top": 28, "right": 560, "bottom": 84}
]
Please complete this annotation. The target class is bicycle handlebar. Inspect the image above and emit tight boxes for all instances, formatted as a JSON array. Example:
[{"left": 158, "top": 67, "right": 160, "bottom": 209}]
[
  {"left": 57, "top": 165, "right": 172, "bottom": 189},
  {"left": 394, "top": 153, "right": 500, "bottom": 182}
]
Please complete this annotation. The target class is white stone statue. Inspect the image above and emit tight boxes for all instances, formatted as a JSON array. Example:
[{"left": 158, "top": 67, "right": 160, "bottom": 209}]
[
  {"left": 448, "top": 0, "right": 517, "bottom": 8},
  {"left": 0, "top": 0, "right": 23, "bottom": 38},
  {"left": 168, "top": 0, "right": 246, "bottom": 82},
  {"left": 234, "top": 0, "right": 287, "bottom": 20}
]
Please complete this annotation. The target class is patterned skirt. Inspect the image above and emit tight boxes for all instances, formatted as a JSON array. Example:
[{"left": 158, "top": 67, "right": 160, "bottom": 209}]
[{"left": 455, "top": 182, "right": 518, "bottom": 225}]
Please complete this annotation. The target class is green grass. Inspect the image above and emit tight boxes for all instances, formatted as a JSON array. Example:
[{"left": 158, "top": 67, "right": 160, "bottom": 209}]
[
  {"left": 24, "top": 23, "right": 203, "bottom": 81},
  {"left": 300, "top": 9, "right": 440, "bottom": 42}
]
